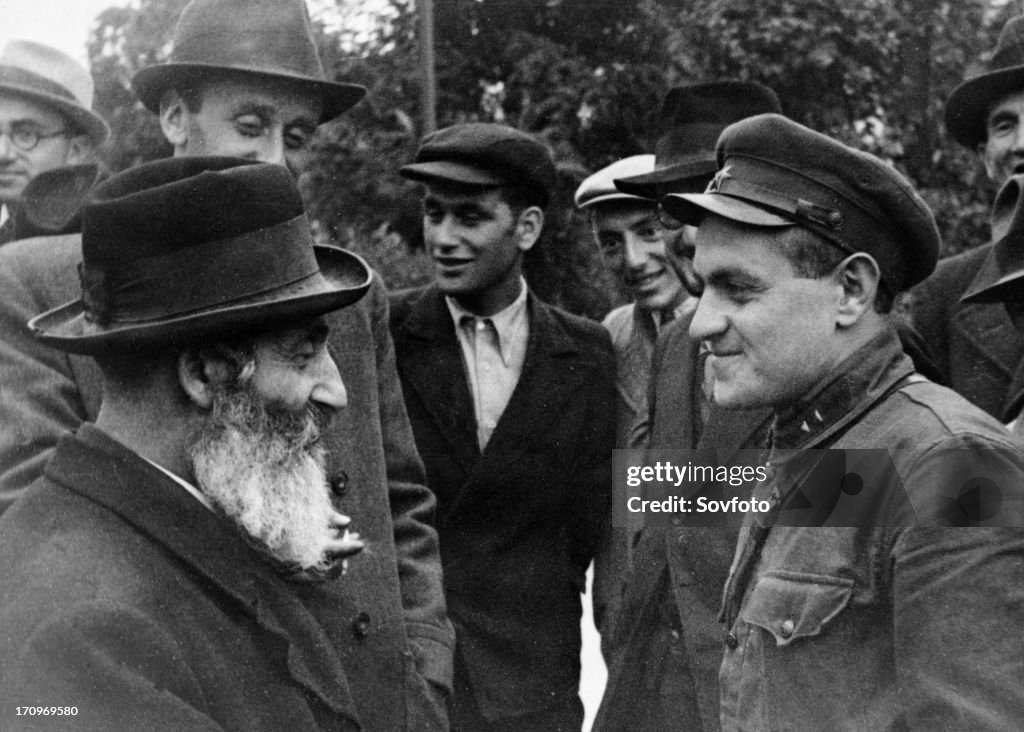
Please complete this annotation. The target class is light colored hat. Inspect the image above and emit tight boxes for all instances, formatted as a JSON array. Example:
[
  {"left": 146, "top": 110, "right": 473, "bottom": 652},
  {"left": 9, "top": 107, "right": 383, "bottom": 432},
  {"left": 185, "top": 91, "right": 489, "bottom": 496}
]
[
  {"left": 574, "top": 155, "right": 655, "bottom": 209},
  {"left": 0, "top": 40, "right": 109, "bottom": 145}
]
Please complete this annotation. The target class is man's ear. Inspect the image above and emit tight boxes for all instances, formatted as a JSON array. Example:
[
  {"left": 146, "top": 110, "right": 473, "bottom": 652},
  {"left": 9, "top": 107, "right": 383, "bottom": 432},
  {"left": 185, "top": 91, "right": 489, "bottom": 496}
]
[
  {"left": 176, "top": 346, "right": 238, "bottom": 410},
  {"left": 515, "top": 206, "right": 544, "bottom": 253},
  {"left": 159, "top": 89, "right": 190, "bottom": 149},
  {"left": 833, "top": 253, "right": 881, "bottom": 327}
]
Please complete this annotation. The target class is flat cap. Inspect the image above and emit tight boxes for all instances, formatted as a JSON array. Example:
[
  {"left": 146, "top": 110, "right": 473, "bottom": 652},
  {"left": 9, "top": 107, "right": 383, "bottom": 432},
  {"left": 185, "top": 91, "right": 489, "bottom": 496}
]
[
  {"left": 400, "top": 123, "right": 556, "bottom": 207},
  {"left": 962, "top": 174, "right": 1024, "bottom": 304},
  {"left": 574, "top": 155, "right": 655, "bottom": 209},
  {"left": 661, "top": 113, "right": 940, "bottom": 293}
]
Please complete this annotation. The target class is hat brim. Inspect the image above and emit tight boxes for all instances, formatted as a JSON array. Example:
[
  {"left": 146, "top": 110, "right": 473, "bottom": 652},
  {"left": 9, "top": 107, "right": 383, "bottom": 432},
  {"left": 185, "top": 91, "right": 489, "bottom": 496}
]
[
  {"left": 0, "top": 82, "right": 109, "bottom": 145},
  {"left": 614, "top": 156, "right": 718, "bottom": 199},
  {"left": 30, "top": 246, "right": 372, "bottom": 355},
  {"left": 945, "top": 65, "right": 1024, "bottom": 148},
  {"left": 660, "top": 192, "right": 796, "bottom": 228},
  {"left": 399, "top": 160, "right": 509, "bottom": 188},
  {"left": 131, "top": 64, "right": 367, "bottom": 124}
]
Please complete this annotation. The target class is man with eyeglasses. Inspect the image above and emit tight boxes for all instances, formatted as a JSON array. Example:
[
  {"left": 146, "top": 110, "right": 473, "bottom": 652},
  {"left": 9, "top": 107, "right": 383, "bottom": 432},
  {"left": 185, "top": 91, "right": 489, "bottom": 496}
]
[{"left": 0, "top": 40, "right": 108, "bottom": 244}]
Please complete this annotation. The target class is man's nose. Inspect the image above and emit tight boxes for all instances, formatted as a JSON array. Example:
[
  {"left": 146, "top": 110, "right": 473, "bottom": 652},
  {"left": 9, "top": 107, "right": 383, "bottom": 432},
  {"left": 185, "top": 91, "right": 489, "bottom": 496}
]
[
  {"left": 688, "top": 290, "right": 726, "bottom": 342},
  {"left": 311, "top": 351, "right": 347, "bottom": 412},
  {"left": 623, "top": 234, "right": 647, "bottom": 269},
  {"left": 252, "top": 132, "right": 286, "bottom": 167},
  {"left": 427, "top": 216, "right": 458, "bottom": 250},
  {"left": 0, "top": 132, "right": 17, "bottom": 160}
]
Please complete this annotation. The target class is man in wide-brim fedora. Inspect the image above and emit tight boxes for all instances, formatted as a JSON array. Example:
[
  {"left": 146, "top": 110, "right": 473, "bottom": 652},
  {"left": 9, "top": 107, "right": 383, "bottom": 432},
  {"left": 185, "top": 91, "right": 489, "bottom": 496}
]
[
  {"left": 0, "top": 39, "right": 109, "bottom": 244},
  {"left": 0, "top": 157, "right": 378, "bottom": 729},
  {"left": 0, "top": 1, "right": 455, "bottom": 728},
  {"left": 911, "top": 15, "right": 1024, "bottom": 421}
]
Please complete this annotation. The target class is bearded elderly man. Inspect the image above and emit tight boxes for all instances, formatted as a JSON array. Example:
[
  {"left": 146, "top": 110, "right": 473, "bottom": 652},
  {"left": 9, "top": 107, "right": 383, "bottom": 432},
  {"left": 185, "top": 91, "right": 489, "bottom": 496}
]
[
  {"left": 660, "top": 113, "right": 1024, "bottom": 729},
  {"left": 0, "top": 1, "right": 453, "bottom": 727},
  {"left": 0, "top": 157, "right": 376, "bottom": 730}
]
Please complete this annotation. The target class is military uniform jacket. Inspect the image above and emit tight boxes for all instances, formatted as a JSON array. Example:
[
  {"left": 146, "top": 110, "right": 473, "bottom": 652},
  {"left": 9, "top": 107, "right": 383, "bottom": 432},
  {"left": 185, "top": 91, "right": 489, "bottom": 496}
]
[
  {"left": 0, "top": 426, "right": 364, "bottom": 731},
  {"left": 390, "top": 286, "right": 615, "bottom": 721},
  {"left": 0, "top": 234, "right": 453, "bottom": 730},
  {"left": 719, "top": 329, "right": 1024, "bottom": 730}
]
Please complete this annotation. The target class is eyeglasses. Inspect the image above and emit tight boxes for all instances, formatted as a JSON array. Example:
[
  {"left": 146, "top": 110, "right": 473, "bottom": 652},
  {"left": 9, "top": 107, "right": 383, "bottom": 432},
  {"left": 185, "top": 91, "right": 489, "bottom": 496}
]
[{"left": 0, "top": 125, "right": 68, "bottom": 152}]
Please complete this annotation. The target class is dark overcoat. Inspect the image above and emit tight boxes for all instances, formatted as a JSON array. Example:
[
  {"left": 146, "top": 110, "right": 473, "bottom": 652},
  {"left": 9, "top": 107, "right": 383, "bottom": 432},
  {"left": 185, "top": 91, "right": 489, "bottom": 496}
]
[
  {"left": 0, "top": 234, "right": 453, "bottom": 730},
  {"left": 390, "top": 286, "right": 615, "bottom": 722},
  {"left": 910, "top": 243, "right": 1024, "bottom": 419},
  {"left": 595, "top": 313, "right": 770, "bottom": 732},
  {"left": 0, "top": 426, "right": 363, "bottom": 731}
]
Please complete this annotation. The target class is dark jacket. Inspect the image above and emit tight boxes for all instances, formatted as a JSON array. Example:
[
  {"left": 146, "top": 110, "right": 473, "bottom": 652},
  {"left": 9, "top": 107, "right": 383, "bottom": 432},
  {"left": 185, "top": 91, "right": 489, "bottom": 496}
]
[
  {"left": 0, "top": 426, "right": 362, "bottom": 731},
  {"left": 0, "top": 234, "right": 453, "bottom": 730},
  {"left": 719, "top": 329, "right": 1024, "bottom": 730},
  {"left": 595, "top": 313, "right": 770, "bottom": 732},
  {"left": 390, "top": 286, "right": 615, "bottom": 722},
  {"left": 910, "top": 243, "right": 1024, "bottom": 419}
]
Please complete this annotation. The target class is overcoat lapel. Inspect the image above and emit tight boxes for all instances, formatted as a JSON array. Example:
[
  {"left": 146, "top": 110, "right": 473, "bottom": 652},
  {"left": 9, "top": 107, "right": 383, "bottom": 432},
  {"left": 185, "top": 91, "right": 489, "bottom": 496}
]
[
  {"left": 955, "top": 254, "right": 1022, "bottom": 395},
  {"left": 46, "top": 426, "right": 361, "bottom": 726},
  {"left": 395, "top": 288, "right": 480, "bottom": 474}
]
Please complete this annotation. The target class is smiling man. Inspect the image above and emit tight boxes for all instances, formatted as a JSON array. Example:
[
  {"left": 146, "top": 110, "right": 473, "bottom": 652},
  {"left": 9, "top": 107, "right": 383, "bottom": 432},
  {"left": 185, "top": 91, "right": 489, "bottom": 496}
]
[
  {"left": 912, "top": 14, "right": 1024, "bottom": 419},
  {"left": 0, "top": 158, "right": 373, "bottom": 729},
  {"left": 659, "top": 113, "right": 1024, "bottom": 730},
  {"left": 390, "top": 122, "right": 615, "bottom": 732},
  {"left": 0, "top": 40, "right": 108, "bottom": 243}
]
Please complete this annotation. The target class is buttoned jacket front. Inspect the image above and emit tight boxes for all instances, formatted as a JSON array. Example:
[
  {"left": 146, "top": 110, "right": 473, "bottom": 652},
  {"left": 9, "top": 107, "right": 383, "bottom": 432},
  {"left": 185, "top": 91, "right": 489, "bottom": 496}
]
[
  {"left": 0, "top": 233, "right": 453, "bottom": 730},
  {"left": 0, "top": 426, "right": 362, "bottom": 731},
  {"left": 719, "top": 329, "right": 1024, "bottom": 731},
  {"left": 390, "top": 286, "right": 615, "bottom": 721}
]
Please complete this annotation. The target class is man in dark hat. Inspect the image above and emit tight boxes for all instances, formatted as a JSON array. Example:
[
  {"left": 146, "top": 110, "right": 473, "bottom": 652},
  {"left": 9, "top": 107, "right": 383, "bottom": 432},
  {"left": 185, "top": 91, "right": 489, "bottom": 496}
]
[
  {"left": 0, "top": 157, "right": 373, "bottom": 729},
  {"left": 659, "top": 113, "right": 1024, "bottom": 729},
  {"left": 593, "top": 80, "right": 779, "bottom": 732},
  {"left": 0, "top": 1, "right": 453, "bottom": 728},
  {"left": 0, "top": 40, "right": 109, "bottom": 244},
  {"left": 912, "top": 15, "right": 1024, "bottom": 420},
  {"left": 390, "top": 122, "right": 615, "bottom": 732}
]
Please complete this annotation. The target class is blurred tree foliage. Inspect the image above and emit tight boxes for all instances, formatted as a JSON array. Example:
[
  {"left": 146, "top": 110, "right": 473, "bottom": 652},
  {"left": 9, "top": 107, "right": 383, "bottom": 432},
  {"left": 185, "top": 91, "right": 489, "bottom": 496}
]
[{"left": 87, "top": 0, "right": 1024, "bottom": 319}]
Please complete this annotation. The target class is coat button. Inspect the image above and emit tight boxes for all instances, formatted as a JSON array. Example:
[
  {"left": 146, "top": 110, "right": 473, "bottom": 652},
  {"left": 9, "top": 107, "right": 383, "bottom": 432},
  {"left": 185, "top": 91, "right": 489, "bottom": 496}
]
[
  {"left": 780, "top": 619, "right": 794, "bottom": 638},
  {"left": 352, "top": 612, "right": 371, "bottom": 638},
  {"left": 330, "top": 471, "right": 349, "bottom": 496},
  {"left": 724, "top": 631, "right": 738, "bottom": 650}
]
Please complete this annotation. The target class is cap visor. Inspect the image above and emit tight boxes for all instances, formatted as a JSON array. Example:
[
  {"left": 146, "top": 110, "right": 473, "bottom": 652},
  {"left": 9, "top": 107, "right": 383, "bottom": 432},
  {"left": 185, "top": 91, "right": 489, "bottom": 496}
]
[
  {"left": 661, "top": 192, "right": 795, "bottom": 227},
  {"left": 399, "top": 160, "right": 508, "bottom": 188}
]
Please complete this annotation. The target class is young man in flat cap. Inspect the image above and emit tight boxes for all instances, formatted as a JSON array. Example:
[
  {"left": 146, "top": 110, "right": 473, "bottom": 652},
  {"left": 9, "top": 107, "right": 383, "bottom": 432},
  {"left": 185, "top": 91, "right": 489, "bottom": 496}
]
[
  {"left": 0, "top": 0, "right": 453, "bottom": 728},
  {"left": 912, "top": 15, "right": 1024, "bottom": 420},
  {"left": 661, "top": 113, "right": 1024, "bottom": 729},
  {"left": 0, "top": 157, "right": 371, "bottom": 729},
  {"left": 390, "top": 122, "right": 616, "bottom": 732},
  {"left": 0, "top": 40, "right": 108, "bottom": 244},
  {"left": 593, "top": 81, "right": 780, "bottom": 732}
]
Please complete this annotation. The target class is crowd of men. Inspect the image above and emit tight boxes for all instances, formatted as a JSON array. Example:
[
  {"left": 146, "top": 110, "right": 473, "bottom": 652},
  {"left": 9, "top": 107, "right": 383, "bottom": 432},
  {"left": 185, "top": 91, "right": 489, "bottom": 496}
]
[{"left": 0, "top": 0, "right": 1023, "bottom": 730}]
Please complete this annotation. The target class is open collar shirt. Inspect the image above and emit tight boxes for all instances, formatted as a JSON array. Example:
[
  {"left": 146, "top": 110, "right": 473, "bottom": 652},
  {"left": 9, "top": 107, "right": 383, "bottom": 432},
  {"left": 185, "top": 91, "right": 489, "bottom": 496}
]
[{"left": 445, "top": 278, "right": 530, "bottom": 448}]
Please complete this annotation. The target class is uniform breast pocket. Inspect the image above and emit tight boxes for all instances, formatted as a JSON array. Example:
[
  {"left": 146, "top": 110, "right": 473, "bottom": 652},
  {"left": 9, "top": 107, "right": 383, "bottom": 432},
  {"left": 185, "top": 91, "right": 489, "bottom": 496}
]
[{"left": 740, "top": 571, "right": 854, "bottom": 647}]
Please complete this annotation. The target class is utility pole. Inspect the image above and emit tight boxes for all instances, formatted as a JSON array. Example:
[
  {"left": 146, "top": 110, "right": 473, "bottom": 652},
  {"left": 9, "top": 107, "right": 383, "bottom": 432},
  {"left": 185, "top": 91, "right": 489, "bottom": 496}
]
[{"left": 419, "top": 0, "right": 437, "bottom": 134}]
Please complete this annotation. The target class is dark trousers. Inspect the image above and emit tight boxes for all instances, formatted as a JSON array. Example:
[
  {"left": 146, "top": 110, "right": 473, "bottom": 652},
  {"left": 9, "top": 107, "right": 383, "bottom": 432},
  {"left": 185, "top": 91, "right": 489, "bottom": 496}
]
[{"left": 450, "top": 653, "right": 585, "bottom": 732}]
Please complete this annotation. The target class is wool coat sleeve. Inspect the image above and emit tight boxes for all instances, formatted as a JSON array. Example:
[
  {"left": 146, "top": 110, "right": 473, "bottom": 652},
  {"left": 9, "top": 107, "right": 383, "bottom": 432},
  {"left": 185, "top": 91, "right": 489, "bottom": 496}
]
[
  {"left": 0, "top": 243, "right": 91, "bottom": 510},
  {"left": 366, "top": 279, "right": 454, "bottom": 698}
]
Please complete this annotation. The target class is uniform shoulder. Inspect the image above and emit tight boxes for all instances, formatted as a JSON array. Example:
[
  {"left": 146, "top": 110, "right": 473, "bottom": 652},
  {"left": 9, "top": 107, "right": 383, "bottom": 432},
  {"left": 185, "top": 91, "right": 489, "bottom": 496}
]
[
  {"left": 545, "top": 302, "right": 613, "bottom": 356},
  {"left": 893, "top": 379, "right": 1019, "bottom": 449}
]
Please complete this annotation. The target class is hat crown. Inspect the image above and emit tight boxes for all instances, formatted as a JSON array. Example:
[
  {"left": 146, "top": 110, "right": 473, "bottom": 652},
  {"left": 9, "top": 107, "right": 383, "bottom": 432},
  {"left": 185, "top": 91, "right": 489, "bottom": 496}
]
[
  {"left": 990, "top": 16, "right": 1024, "bottom": 72},
  {"left": 0, "top": 40, "right": 94, "bottom": 109},
  {"left": 574, "top": 154, "right": 655, "bottom": 208},
  {"left": 169, "top": 0, "right": 326, "bottom": 81}
]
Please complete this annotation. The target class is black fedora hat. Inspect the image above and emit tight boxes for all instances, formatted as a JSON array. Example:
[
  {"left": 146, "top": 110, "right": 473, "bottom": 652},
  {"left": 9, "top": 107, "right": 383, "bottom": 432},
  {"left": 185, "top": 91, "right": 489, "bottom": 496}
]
[
  {"left": 962, "top": 174, "right": 1024, "bottom": 303},
  {"left": 30, "top": 156, "right": 371, "bottom": 354},
  {"left": 614, "top": 81, "right": 781, "bottom": 200},
  {"left": 131, "top": 0, "right": 366, "bottom": 124},
  {"left": 946, "top": 16, "right": 1024, "bottom": 148}
]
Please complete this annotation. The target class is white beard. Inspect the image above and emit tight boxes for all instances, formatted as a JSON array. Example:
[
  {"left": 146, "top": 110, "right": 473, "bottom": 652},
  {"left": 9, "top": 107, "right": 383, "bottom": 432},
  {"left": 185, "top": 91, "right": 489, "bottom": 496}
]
[{"left": 188, "top": 386, "right": 337, "bottom": 571}]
